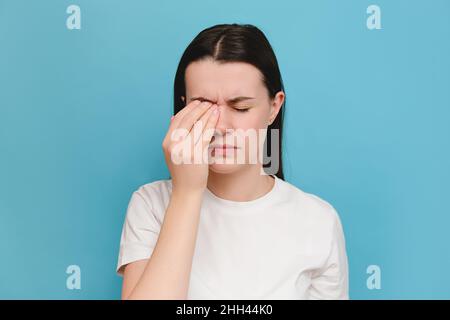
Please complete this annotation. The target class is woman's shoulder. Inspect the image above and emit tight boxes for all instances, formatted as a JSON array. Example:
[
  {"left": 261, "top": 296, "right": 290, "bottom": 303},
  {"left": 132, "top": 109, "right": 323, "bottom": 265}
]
[
  {"left": 137, "top": 177, "right": 173, "bottom": 193},
  {"left": 278, "top": 178, "right": 341, "bottom": 226},
  {"left": 131, "top": 178, "right": 173, "bottom": 208}
]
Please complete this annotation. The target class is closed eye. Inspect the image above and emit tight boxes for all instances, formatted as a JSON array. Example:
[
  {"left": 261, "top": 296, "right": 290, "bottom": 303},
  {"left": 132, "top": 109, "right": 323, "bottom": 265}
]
[{"left": 194, "top": 98, "right": 250, "bottom": 112}]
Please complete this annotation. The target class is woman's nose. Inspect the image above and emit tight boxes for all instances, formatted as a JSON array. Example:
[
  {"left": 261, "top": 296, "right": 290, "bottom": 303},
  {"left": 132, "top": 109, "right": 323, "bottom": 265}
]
[{"left": 214, "top": 104, "right": 230, "bottom": 131}]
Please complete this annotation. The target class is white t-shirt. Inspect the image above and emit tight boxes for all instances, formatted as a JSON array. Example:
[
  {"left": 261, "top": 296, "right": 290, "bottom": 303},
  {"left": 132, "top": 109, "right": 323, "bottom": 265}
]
[{"left": 116, "top": 174, "right": 349, "bottom": 299}]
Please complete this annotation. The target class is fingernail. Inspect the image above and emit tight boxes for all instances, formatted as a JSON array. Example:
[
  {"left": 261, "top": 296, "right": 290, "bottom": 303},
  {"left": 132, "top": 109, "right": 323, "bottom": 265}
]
[{"left": 213, "top": 105, "right": 219, "bottom": 114}]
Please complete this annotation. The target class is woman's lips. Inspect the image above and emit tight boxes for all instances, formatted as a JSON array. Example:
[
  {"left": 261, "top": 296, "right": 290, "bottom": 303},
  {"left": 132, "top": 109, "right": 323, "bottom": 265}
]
[
  {"left": 210, "top": 145, "right": 238, "bottom": 149},
  {"left": 210, "top": 145, "right": 240, "bottom": 156}
]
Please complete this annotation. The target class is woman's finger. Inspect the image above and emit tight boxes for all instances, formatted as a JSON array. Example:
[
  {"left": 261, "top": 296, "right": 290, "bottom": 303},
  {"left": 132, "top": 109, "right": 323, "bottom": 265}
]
[
  {"left": 190, "top": 104, "right": 217, "bottom": 146},
  {"left": 177, "top": 101, "right": 213, "bottom": 133},
  {"left": 199, "top": 104, "right": 220, "bottom": 148},
  {"left": 165, "top": 99, "right": 202, "bottom": 145},
  {"left": 170, "top": 99, "right": 201, "bottom": 129}
]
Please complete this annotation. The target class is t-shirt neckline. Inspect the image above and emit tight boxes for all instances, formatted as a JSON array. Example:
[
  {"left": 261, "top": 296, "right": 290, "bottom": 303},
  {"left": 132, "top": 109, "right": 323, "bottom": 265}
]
[{"left": 204, "top": 174, "right": 279, "bottom": 208}]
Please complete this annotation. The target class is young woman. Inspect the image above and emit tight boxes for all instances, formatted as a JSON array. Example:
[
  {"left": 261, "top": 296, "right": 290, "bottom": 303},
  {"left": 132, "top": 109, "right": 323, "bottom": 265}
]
[{"left": 116, "top": 23, "right": 349, "bottom": 300}]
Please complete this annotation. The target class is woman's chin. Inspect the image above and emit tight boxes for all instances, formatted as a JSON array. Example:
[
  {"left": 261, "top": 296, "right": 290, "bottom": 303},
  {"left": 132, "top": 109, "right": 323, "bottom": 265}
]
[{"left": 208, "top": 162, "right": 243, "bottom": 174}]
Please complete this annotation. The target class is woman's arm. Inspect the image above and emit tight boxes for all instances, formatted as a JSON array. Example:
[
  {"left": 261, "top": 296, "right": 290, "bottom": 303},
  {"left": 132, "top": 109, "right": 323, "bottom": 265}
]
[
  {"left": 121, "top": 189, "right": 203, "bottom": 300},
  {"left": 121, "top": 100, "right": 219, "bottom": 299},
  {"left": 308, "top": 207, "right": 349, "bottom": 299}
]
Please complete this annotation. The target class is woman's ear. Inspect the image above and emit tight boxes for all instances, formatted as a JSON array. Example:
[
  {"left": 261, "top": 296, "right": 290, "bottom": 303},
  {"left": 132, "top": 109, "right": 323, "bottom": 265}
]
[
  {"left": 268, "top": 91, "right": 285, "bottom": 125},
  {"left": 181, "top": 96, "right": 185, "bottom": 103}
]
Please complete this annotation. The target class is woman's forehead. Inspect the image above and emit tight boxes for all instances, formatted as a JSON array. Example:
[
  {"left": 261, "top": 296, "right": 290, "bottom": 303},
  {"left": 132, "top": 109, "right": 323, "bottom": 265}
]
[{"left": 185, "top": 60, "right": 266, "bottom": 98}]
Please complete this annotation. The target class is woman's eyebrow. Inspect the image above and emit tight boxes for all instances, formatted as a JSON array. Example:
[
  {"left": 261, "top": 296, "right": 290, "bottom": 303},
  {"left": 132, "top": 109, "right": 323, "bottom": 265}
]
[
  {"left": 189, "top": 97, "right": 211, "bottom": 102},
  {"left": 189, "top": 96, "right": 255, "bottom": 104},
  {"left": 227, "top": 96, "right": 255, "bottom": 104}
]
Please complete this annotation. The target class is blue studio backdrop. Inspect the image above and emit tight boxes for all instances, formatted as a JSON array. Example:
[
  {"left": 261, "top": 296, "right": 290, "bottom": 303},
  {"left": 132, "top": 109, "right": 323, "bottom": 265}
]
[{"left": 1, "top": 0, "right": 449, "bottom": 299}]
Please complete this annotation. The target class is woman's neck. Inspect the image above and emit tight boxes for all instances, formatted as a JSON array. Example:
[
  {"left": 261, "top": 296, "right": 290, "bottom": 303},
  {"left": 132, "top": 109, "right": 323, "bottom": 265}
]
[{"left": 206, "top": 166, "right": 275, "bottom": 202}]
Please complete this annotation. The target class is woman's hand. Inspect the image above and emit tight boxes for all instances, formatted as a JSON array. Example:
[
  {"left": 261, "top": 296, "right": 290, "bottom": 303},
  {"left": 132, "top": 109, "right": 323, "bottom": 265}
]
[{"left": 162, "top": 100, "right": 220, "bottom": 194}]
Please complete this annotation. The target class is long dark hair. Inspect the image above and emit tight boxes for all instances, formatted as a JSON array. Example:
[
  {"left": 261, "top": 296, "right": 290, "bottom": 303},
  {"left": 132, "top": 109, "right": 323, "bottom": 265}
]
[{"left": 173, "top": 23, "right": 286, "bottom": 180}]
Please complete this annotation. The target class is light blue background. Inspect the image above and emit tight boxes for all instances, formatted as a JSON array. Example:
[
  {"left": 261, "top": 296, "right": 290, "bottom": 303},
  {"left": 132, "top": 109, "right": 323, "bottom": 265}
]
[{"left": 1, "top": 0, "right": 449, "bottom": 299}]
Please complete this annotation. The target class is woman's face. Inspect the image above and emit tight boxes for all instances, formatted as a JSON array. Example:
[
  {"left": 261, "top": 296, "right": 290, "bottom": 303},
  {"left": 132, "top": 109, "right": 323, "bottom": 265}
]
[{"left": 183, "top": 58, "right": 284, "bottom": 174}]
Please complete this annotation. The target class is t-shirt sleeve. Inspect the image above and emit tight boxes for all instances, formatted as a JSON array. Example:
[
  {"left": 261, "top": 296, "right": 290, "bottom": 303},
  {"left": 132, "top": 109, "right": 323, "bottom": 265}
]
[
  {"left": 116, "top": 188, "right": 162, "bottom": 276},
  {"left": 308, "top": 207, "right": 349, "bottom": 299}
]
